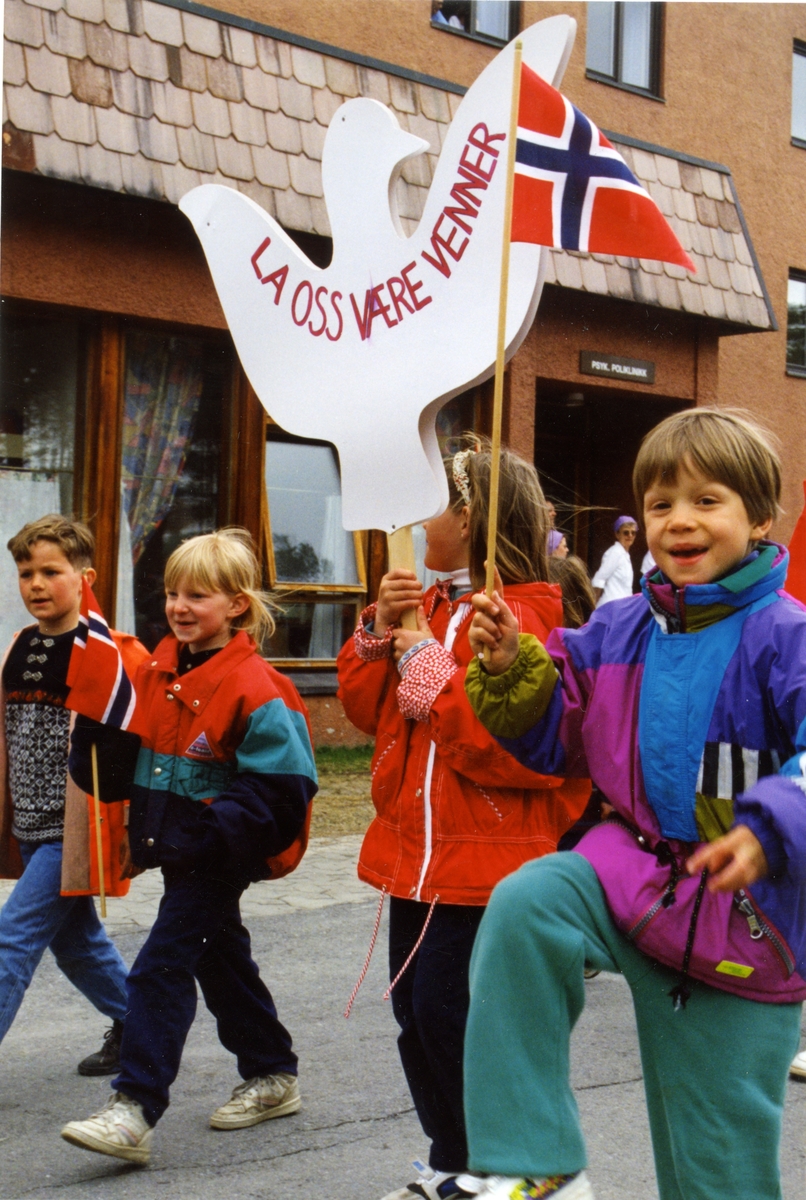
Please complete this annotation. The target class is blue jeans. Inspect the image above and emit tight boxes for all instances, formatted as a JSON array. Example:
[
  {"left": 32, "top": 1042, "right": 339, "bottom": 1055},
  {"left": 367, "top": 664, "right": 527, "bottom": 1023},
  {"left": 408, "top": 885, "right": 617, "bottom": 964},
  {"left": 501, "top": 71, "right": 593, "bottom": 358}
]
[{"left": 0, "top": 841, "right": 129, "bottom": 1044}]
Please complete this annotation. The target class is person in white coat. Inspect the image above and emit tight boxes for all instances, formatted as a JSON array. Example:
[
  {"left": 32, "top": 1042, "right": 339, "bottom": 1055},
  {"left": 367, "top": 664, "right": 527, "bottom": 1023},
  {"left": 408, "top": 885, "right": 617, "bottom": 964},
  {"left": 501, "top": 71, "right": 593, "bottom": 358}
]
[{"left": 591, "top": 516, "right": 637, "bottom": 607}]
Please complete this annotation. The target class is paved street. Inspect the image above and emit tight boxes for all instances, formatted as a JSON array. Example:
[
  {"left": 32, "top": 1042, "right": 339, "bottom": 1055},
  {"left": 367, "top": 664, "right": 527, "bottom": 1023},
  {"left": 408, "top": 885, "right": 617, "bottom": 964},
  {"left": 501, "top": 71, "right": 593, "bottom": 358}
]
[{"left": 0, "top": 837, "right": 804, "bottom": 1200}]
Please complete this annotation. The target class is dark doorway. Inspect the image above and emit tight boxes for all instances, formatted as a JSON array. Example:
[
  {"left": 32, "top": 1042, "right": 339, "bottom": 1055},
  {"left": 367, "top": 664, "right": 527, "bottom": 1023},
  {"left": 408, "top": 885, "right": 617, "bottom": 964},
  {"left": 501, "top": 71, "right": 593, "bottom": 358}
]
[{"left": 534, "top": 382, "right": 687, "bottom": 585}]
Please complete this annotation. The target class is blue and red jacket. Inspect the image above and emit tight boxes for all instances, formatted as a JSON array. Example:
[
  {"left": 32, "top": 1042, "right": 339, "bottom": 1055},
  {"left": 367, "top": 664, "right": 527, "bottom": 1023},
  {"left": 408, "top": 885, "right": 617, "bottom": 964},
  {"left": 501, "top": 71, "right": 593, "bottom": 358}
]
[
  {"left": 71, "top": 631, "right": 317, "bottom": 883},
  {"left": 466, "top": 544, "right": 806, "bottom": 1003}
]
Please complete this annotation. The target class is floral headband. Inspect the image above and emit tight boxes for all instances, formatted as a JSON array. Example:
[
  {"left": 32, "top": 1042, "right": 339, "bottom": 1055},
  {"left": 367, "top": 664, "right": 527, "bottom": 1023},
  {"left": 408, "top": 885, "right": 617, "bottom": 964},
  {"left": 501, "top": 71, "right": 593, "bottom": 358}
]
[{"left": 452, "top": 449, "right": 474, "bottom": 506}]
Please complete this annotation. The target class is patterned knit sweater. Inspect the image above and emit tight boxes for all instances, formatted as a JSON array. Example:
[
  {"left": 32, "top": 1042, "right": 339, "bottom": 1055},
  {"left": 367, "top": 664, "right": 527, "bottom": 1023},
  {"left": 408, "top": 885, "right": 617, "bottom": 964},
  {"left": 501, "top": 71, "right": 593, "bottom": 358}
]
[{"left": 2, "top": 625, "right": 75, "bottom": 844}]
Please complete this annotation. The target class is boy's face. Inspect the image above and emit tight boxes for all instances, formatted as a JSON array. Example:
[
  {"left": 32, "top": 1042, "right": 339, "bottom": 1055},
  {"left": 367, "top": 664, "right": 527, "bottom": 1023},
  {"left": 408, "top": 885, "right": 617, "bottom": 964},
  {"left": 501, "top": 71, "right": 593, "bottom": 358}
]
[
  {"left": 643, "top": 460, "right": 772, "bottom": 587},
  {"left": 16, "top": 541, "right": 94, "bottom": 635}
]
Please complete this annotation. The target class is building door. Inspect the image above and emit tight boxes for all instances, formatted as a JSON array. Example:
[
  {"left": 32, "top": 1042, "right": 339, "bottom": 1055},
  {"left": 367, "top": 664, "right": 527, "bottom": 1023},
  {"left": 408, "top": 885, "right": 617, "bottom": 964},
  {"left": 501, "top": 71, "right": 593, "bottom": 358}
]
[{"left": 534, "top": 382, "right": 686, "bottom": 585}]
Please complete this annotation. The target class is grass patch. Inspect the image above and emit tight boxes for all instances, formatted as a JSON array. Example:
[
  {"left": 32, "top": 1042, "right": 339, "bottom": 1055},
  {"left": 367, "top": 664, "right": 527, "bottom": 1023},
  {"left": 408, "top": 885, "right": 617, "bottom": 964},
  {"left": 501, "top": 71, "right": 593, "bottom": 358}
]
[
  {"left": 315, "top": 744, "right": 373, "bottom": 774},
  {"left": 311, "top": 743, "right": 374, "bottom": 839}
]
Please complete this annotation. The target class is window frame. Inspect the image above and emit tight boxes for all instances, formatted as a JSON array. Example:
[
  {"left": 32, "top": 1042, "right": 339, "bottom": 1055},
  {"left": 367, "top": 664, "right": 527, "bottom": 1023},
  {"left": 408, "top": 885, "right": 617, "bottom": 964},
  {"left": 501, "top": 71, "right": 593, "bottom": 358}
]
[
  {"left": 262, "top": 422, "right": 367, "bottom": 670},
  {"left": 793, "top": 40, "right": 806, "bottom": 150},
  {"left": 430, "top": 1, "right": 520, "bottom": 48},
  {"left": 786, "top": 269, "right": 806, "bottom": 379},
  {"left": 585, "top": 1, "right": 665, "bottom": 102}
]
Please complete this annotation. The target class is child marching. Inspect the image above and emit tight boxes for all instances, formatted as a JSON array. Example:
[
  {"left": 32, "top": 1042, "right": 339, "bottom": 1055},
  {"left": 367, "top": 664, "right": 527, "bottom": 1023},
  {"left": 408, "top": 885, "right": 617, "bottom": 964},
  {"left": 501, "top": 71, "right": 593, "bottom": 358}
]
[
  {"left": 338, "top": 445, "right": 590, "bottom": 1200},
  {"left": 462, "top": 410, "right": 806, "bottom": 1200},
  {"left": 60, "top": 528, "right": 317, "bottom": 1165},
  {"left": 0, "top": 516, "right": 147, "bottom": 1075}
]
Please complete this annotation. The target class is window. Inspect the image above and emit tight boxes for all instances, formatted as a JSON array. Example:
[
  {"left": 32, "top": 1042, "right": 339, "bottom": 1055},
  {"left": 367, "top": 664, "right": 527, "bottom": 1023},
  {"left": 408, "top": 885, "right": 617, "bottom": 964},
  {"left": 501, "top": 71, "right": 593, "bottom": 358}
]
[
  {"left": 117, "top": 328, "right": 229, "bottom": 648},
  {"left": 0, "top": 312, "right": 83, "bottom": 649},
  {"left": 787, "top": 272, "right": 806, "bottom": 377},
  {"left": 586, "top": 2, "right": 663, "bottom": 98},
  {"left": 793, "top": 41, "right": 806, "bottom": 147},
  {"left": 431, "top": 1, "right": 518, "bottom": 45},
  {"left": 263, "top": 430, "right": 366, "bottom": 665}
]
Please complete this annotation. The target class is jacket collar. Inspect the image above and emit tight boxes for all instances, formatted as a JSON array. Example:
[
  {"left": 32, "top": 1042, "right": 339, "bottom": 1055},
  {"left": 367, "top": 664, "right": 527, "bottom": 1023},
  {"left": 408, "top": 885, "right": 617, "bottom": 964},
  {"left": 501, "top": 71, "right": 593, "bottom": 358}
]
[
  {"left": 142, "top": 630, "right": 256, "bottom": 711},
  {"left": 641, "top": 541, "right": 788, "bottom": 633}
]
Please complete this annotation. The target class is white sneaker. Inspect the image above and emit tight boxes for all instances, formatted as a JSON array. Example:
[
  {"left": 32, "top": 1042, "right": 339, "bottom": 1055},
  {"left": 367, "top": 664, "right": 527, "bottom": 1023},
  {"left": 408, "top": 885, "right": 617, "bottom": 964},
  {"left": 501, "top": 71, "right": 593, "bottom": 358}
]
[
  {"left": 790, "top": 1049, "right": 806, "bottom": 1079},
  {"left": 381, "top": 1162, "right": 485, "bottom": 1200},
  {"left": 467, "top": 1172, "right": 594, "bottom": 1200},
  {"left": 61, "top": 1092, "right": 153, "bottom": 1165},
  {"left": 209, "top": 1072, "right": 301, "bottom": 1129}
]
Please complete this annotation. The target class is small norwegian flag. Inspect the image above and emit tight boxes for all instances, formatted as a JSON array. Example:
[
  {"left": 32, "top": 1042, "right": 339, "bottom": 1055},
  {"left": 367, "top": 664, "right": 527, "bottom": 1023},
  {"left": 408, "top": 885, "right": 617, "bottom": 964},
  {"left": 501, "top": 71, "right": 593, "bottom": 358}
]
[
  {"left": 66, "top": 578, "right": 136, "bottom": 729},
  {"left": 511, "top": 63, "right": 694, "bottom": 271}
]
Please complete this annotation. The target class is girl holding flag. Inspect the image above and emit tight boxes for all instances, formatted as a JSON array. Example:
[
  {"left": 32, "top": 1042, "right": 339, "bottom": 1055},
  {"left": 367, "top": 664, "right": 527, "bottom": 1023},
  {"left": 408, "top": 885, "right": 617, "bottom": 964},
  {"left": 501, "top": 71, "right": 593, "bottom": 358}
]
[{"left": 0, "top": 515, "right": 147, "bottom": 1074}]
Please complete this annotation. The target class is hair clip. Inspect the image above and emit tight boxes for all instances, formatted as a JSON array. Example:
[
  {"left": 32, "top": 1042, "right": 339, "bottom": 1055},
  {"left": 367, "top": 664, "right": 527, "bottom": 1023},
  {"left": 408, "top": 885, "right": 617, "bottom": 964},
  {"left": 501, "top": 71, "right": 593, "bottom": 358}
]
[{"left": 452, "top": 450, "right": 473, "bottom": 506}]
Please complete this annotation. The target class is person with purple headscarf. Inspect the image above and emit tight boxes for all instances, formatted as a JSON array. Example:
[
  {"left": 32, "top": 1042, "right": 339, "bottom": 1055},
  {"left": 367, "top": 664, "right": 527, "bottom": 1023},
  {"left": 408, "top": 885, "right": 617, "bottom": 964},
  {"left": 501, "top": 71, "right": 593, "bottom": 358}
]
[
  {"left": 547, "top": 529, "right": 568, "bottom": 559},
  {"left": 591, "top": 515, "right": 637, "bottom": 606}
]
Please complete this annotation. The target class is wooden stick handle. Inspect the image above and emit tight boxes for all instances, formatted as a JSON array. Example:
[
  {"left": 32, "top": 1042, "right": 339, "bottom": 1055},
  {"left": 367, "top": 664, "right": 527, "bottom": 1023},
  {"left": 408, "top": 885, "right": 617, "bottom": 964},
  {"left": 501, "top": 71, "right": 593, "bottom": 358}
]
[
  {"left": 386, "top": 526, "right": 419, "bottom": 631},
  {"left": 91, "top": 742, "right": 107, "bottom": 919},
  {"left": 485, "top": 40, "right": 523, "bottom": 600}
]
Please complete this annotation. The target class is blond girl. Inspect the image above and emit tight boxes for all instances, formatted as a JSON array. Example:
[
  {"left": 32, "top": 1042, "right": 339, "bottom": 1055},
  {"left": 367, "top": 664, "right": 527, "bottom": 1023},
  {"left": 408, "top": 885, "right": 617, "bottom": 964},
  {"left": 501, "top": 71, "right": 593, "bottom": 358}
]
[{"left": 61, "top": 529, "right": 317, "bottom": 1166}]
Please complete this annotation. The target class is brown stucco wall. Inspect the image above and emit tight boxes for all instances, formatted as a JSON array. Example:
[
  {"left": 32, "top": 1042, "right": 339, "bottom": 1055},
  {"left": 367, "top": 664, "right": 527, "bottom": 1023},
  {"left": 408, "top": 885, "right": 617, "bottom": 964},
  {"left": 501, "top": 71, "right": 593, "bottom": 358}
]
[
  {"left": 506, "top": 288, "right": 720, "bottom": 496},
  {"left": 305, "top": 693, "right": 372, "bottom": 749},
  {"left": 218, "top": 0, "right": 501, "bottom": 89},
  {"left": 0, "top": 170, "right": 228, "bottom": 327}
]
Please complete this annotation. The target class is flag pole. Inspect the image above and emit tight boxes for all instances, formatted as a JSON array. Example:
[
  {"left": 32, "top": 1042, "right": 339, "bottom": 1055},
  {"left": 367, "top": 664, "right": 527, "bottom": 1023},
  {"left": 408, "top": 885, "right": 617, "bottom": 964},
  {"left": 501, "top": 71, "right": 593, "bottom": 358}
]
[
  {"left": 485, "top": 40, "right": 523, "bottom": 602},
  {"left": 91, "top": 742, "right": 107, "bottom": 918}
]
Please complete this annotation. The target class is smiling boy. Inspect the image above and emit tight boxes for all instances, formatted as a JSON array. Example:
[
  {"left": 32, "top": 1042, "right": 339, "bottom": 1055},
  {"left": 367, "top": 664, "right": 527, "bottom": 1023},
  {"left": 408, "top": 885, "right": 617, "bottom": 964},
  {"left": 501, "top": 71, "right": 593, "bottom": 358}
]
[
  {"left": 457, "top": 410, "right": 806, "bottom": 1200},
  {"left": 0, "top": 516, "right": 146, "bottom": 1075}
]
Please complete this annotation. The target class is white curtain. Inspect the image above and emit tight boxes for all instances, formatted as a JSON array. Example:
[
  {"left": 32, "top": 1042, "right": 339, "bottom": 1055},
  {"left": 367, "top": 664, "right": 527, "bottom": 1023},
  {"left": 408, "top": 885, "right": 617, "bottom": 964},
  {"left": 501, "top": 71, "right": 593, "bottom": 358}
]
[{"left": 0, "top": 471, "right": 61, "bottom": 650}]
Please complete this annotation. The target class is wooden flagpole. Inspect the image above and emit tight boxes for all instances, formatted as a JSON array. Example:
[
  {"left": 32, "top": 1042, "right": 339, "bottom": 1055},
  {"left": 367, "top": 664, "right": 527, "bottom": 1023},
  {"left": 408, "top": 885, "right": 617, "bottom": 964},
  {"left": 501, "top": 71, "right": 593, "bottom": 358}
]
[
  {"left": 91, "top": 742, "right": 107, "bottom": 918},
  {"left": 485, "top": 40, "right": 523, "bottom": 601}
]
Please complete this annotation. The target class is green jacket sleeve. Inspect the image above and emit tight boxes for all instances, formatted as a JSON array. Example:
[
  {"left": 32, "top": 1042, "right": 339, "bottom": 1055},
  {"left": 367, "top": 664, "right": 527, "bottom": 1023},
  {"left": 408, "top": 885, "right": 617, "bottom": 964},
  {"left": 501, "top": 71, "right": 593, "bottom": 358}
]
[{"left": 464, "top": 634, "right": 558, "bottom": 739}]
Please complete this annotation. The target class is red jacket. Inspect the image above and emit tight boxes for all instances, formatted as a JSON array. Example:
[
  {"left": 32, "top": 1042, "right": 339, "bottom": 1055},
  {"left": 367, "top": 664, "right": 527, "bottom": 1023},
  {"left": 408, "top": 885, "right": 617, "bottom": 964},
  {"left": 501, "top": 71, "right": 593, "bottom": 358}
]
[
  {"left": 70, "top": 632, "right": 318, "bottom": 883},
  {"left": 337, "top": 581, "right": 590, "bottom": 905},
  {"left": 0, "top": 628, "right": 149, "bottom": 896}
]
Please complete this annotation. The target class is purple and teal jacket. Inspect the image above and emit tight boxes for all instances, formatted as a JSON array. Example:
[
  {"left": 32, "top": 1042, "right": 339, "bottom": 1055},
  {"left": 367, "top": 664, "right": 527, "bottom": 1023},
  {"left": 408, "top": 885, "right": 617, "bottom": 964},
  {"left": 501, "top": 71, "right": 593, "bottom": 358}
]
[{"left": 465, "top": 543, "right": 806, "bottom": 1004}]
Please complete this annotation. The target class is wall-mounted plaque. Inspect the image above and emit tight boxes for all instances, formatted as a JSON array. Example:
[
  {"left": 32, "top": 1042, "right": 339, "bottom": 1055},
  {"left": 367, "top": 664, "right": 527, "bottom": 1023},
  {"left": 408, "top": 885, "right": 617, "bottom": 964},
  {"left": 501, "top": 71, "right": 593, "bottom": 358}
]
[{"left": 580, "top": 351, "right": 656, "bottom": 384}]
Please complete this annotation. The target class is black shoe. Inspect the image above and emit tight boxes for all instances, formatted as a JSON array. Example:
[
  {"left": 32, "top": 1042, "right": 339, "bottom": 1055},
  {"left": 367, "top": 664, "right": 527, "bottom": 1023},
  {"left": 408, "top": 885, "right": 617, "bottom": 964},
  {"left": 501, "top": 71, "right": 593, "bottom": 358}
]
[{"left": 77, "top": 1020, "right": 124, "bottom": 1077}]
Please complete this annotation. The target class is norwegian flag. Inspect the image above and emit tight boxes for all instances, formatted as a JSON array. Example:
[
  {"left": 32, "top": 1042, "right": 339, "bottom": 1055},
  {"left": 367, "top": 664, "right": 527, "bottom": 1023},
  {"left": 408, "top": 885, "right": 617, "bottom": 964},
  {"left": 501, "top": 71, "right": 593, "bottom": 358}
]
[
  {"left": 66, "top": 577, "right": 136, "bottom": 729},
  {"left": 511, "top": 63, "right": 694, "bottom": 271}
]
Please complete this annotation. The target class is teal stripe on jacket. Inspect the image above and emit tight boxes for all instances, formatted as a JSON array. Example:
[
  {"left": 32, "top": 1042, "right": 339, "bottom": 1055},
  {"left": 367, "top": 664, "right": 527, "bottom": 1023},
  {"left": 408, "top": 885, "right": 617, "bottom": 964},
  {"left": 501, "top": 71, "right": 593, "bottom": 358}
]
[
  {"left": 237, "top": 699, "right": 318, "bottom": 785},
  {"left": 134, "top": 750, "right": 235, "bottom": 801}
]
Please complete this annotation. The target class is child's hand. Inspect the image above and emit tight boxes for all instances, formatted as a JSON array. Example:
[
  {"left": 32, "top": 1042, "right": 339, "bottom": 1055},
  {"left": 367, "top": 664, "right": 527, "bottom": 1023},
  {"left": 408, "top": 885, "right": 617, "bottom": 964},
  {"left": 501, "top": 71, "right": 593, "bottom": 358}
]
[
  {"left": 686, "top": 824, "right": 769, "bottom": 893},
  {"left": 375, "top": 569, "right": 423, "bottom": 636},
  {"left": 392, "top": 607, "right": 434, "bottom": 662},
  {"left": 118, "top": 830, "right": 145, "bottom": 880},
  {"left": 469, "top": 587, "right": 520, "bottom": 676}
]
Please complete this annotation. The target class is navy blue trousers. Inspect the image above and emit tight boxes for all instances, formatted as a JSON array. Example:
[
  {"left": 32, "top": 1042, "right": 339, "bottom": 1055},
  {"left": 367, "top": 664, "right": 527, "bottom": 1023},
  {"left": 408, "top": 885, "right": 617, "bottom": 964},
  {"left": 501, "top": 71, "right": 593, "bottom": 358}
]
[
  {"left": 115, "top": 869, "right": 296, "bottom": 1126},
  {"left": 389, "top": 898, "right": 484, "bottom": 1174}
]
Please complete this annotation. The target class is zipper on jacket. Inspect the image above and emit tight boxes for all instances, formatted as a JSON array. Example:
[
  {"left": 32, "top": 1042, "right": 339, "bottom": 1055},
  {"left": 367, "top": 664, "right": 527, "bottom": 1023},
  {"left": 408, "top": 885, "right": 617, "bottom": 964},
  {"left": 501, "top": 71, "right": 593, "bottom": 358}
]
[
  {"left": 736, "top": 889, "right": 795, "bottom": 974},
  {"left": 627, "top": 893, "right": 668, "bottom": 940},
  {"left": 414, "top": 741, "right": 437, "bottom": 902},
  {"left": 413, "top": 597, "right": 470, "bottom": 903}
]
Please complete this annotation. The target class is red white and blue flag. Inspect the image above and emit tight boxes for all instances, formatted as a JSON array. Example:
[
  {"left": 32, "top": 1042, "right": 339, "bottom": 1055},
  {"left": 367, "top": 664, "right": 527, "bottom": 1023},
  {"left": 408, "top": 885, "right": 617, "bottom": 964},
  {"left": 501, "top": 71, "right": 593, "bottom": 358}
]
[
  {"left": 511, "top": 63, "right": 694, "bottom": 271},
  {"left": 66, "top": 578, "right": 136, "bottom": 729}
]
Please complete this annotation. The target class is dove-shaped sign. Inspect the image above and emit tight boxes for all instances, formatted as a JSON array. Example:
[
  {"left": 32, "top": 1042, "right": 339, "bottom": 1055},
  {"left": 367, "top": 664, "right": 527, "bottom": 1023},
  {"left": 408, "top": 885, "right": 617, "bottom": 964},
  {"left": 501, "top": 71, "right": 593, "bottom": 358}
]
[{"left": 179, "top": 16, "right": 575, "bottom": 534}]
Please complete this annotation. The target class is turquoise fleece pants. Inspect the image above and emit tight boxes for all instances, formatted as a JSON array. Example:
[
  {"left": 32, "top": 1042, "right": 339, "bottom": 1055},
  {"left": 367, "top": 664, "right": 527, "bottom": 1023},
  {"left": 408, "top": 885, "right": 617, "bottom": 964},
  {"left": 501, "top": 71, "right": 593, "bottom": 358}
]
[{"left": 464, "top": 853, "right": 801, "bottom": 1200}]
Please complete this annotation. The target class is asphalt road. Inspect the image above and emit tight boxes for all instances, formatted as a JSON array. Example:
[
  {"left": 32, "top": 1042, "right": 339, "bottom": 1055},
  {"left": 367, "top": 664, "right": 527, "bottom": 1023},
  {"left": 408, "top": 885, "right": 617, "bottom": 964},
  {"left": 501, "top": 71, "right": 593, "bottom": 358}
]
[{"left": 0, "top": 848, "right": 804, "bottom": 1200}]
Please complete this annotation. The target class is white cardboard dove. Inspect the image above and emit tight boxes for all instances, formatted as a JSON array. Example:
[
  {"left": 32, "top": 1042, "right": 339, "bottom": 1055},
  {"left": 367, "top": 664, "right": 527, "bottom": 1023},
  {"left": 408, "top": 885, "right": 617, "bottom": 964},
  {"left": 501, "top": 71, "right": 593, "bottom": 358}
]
[{"left": 179, "top": 15, "right": 575, "bottom": 533}]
